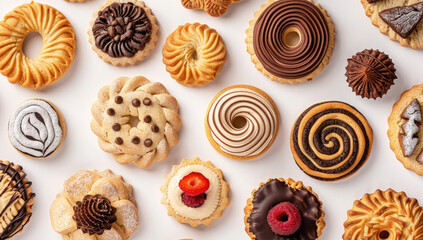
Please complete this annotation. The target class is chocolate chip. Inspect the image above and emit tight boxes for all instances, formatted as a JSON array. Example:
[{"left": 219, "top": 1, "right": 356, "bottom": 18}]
[
  {"left": 144, "top": 139, "right": 153, "bottom": 147},
  {"left": 107, "top": 26, "right": 116, "bottom": 37},
  {"left": 144, "top": 115, "right": 152, "bottom": 123},
  {"left": 112, "top": 123, "right": 121, "bottom": 131},
  {"left": 113, "top": 35, "right": 120, "bottom": 42},
  {"left": 115, "top": 96, "right": 123, "bottom": 104},
  {"left": 132, "top": 99, "right": 141, "bottom": 107},
  {"left": 117, "top": 17, "right": 124, "bottom": 26},
  {"left": 115, "top": 137, "right": 123, "bottom": 145},
  {"left": 126, "top": 22, "right": 134, "bottom": 31},
  {"left": 115, "top": 25, "right": 123, "bottom": 34},
  {"left": 143, "top": 98, "right": 152, "bottom": 106},
  {"left": 151, "top": 125, "right": 159, "bottom": 133},
  {"left": 111, "top": 20, "right": 118, "bottom": 26},
  {"left": 126, "top": 30, "right": 134, "bottom": 39},
  {"left": 132, "top": 137, "right": 140, "bottom": 144},
  {"left": 107, "top": 108, "right": 115, "bottom": 116},
  {"left": 124, "top": 17, "right": 129, "bottom": 25}
]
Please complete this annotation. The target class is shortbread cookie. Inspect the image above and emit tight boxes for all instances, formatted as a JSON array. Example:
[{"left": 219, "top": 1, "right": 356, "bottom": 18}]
[
  {"left": 246, "top": 0, "right": 335, "bottom": 84},
  {"left": 91, "top": 76, "right": 181, "bottom": 169},
  {"left": 388, "top": 83, "right": 423, "bottom": 175},
  {"left": 361, "top": 0, "right": 423, "bottom": 49},
  {"left": 0, "top": 2, "right": 75, "bottom": 89},
  {"left": 161, "top": 157, "right": 230, "bottom": 227},
  {"left": 50, "top": 169, "right": 139, "bottom": 240},
  {"left": 343, "top": 189, "right": 423, "bottom": 239},
  {"left": 162, "top": 23, "right": 226, "bottom": 87},
  {"left": 291, "top": 101, "right": 373, "bottom": 181},
  {"left": 244, "top": 178, "right": 325, "bottom": 240},
  {"left": 88, "top": 0, "right": 158, "bottom": 66},
  {"left": 8, "top": 99, "right": 66, "bottom": 159},
  {"left": 205, "top": 85, "right": 280, "bottom": 160},
  {"left": 345, "top": 49, "right": 397, "bottom": 99},
  {"left": 0, "top": 160, "right": 35, "bottom": 239},
  {"left": 181, "top": 0, "right": 240, "bottom": 17}
]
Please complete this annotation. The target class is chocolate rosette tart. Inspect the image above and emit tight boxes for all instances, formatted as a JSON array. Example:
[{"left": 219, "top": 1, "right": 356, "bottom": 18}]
[
  {"left": 244, "top": 178, "right": 325, "bottom": 240},
  {"left": 246, "top": 0, "right": 335, "bottom": 84},
  {"left": 88, "top": 0, "right": 158, "bottom": 66}
]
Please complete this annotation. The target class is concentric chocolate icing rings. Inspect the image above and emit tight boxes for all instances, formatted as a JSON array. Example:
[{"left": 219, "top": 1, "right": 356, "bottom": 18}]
[{"left": 290, "top": 101, "right": 373, "bottom": 181}]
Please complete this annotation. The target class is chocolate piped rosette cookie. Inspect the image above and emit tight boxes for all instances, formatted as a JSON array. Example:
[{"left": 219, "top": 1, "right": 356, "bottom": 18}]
[
  {"left": 244, "top": 178, "right": 325, "bottom": 240},
  {"left": 88, "top": 0, "right": 158, "bottom": 66},
  {"left": 8, "top": 99, "right": 66, "bottom": 159},
  {"left": 291, "top": 101, "right": 373, "bottom": 181},
  {"left": 205, "top": 85, "right": 280, "bottom": 160},
  {"left": 181, "top": 0, "right": 240, "bottom": 17},
  {"left": 0, "top": 160, "right": 35, "bottom": 239},
  {"left": 246, "top": 0, "right": 335, "bottom": 84},
  {"left": 50, "top": 169, "right": 139, "bottom": 239},
  {"left": 161, "top": 158, "right": 230, "bottom": 227},
  {"left": 362, "top": 0, "right": 423, "bottom": 49},
  {"left": 388, "top": 83, "right": 423, "bottom": 175},
  {"left": 91, "top": 76, "right": 181, "bottom": 169},
  {"left": 343, "top": 189, "right": 423, "bottom": 239}
]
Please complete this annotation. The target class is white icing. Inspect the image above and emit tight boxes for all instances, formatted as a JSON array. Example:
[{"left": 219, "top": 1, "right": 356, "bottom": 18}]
[
  {"left": 167, "top": 165, "right": 221, "bottom": 220},
  {"left": 8, "top": 99, "right": 63, "bottom": 157},
  {"left": 401, "top": 99, "right": 421, "bottom": 157}
]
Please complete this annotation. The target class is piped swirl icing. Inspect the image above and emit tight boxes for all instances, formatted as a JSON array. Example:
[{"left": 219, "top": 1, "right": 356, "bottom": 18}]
[
  {"left": 253, "top": 0, "right": 329, "bottom": 79},
  {"left": 291, "top": 101, "right": 373, "bottom": 181},
  {"left": 8, "top": 99, "right": 63, "bottom": 158},
  {"left": 207, "top": 86, "right": 278, "bottom": 158}
]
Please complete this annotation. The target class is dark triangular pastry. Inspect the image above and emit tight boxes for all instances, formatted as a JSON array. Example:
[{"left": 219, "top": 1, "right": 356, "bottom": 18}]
[{"left": 379, "top": 3, "right": 423, "bottom": 38}]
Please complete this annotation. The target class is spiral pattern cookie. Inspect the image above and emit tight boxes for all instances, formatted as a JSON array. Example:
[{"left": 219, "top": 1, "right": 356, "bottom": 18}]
[
  {"left": 291, "top": 101, "right": 373, "bottom": 181},
  {"left": 343, "top": 189, "right": 423, "bottom": 240},
  {"left": 0, "top": 2, "right": 75, "bottom": 89},
  {"left": 91, "top": 76, "right": 182, "bottom": 169},
  {"left": 246, "top": 0, "right": 335, "bottom": 84},
  {"left": 181, "top": 0, "right": 241, "bottom": 17},
  {"left": 205, "top": 85, "right": 280, "bottom": 160},
  {"left": 162, "top": 23, "right": 226, "bottom": 87},
  {"left": 8, "top": 99, "right": 66, "bottom": 159}
]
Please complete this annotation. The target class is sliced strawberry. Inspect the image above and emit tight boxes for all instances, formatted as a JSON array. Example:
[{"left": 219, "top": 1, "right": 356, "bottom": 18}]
[{"left": 179, "top": 172, "right": 210, "bottom": 196}]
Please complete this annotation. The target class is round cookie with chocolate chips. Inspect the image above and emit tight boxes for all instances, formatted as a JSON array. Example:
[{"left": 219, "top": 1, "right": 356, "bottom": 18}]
[
  {"left": 50, "top": 169, "right": 139, "bottom": 239},
  {"left": 244, "top": 178, "right": 325, "bottom": 240},
  {"left": 246, "top": 0, "right": 335, "bottom": 84},
  {"left": 161, "top": 157, "right": 230, "bottom": 227},
  {"left": 388, "top": 83, "right": 423, "bottom": 176},
  {"left": 362, "top": 0, "right": 423, "bottom": 49},
  {"left": 88, "top": 0, "right": 158, "bottom": 66},
  {"left": 91, "top": 76, "right": 181, "bottom": 169}
]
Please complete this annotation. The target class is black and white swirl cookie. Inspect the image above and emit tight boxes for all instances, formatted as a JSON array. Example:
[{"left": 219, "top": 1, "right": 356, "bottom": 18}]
[{"left": 8, "top": 99, "right": 66, "bottom": 158}]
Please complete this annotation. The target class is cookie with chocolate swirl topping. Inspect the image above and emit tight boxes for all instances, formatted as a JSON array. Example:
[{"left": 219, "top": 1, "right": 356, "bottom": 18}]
[
  {"left": 88, "top": 0, "right": 158, "bottom": 66},
  {"left": 291, "top": 101, "right": 373, "bottom": 181}
]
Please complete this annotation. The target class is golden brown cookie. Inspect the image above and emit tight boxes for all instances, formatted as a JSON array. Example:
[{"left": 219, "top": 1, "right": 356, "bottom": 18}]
[
  {"left": 181, "top": 0, "right": 241, "bottom": 17},
  {"left": 91, "top": 76, "right": 181, "bottom": 169},
  {"left": 361, "top": 0, "right": 423, "bottom": 49},
  {"left": 291, "top": 101, "right": 373, "bottom": 181},
  {"left": 0, "top": 2, "right": 75, "bottom": 89},
  {"left": 205, "top": 85, "right": 280, "bottom": 161},
  {"left": 8, "top": 99, "right": 66, "bottom": 159},
  {"left": 388, "top": 83, "right": 423, "bottom": 175},
  {"left": 246, "top": 0, "right": 335, "bottom": 84},
  {"left": 244, "top": 178, "right": 325, "bottom": 240},
  {"left": 50, "top": 169, "right": 139, "bottom": 240},
  {"left": 162, "top": 23, "right": 226, "bottom": 87},
  {"left": 88, "top": 0, "right": 158, "bottom": 66},
  {"left": 161, "top": 157, "right": 230, "bottom": 227},
  {"left": 343, "top": 189, "right": 423, "bottom": 239}
]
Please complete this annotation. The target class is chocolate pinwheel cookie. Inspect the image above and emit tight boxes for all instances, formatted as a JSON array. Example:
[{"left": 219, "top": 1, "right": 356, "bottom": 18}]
[
  {"left": 244, "top": 178, "right": 325, "bottom": 240},
  {"left": 50, "top": 169, "right": 139, "bottom": 239},
  {"left": 246, "top": 0, "right": 335, "bottom": 84},
  {"left": 88, "top": 0, "right": 158, "bottom": 66}
]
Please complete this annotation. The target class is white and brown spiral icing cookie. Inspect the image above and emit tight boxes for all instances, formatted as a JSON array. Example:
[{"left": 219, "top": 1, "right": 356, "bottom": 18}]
[
  {"left": 91, "top": 76, "right": 182, "bottom": 169},
  {"left": 205, "top": 85, "right": 280, "bottom": 160},
  {"left": 8, "top": 99, "right": 66, "bottom": 159},
  {"left": 291, "top": 101, "right": 373, "bottom": 181}
]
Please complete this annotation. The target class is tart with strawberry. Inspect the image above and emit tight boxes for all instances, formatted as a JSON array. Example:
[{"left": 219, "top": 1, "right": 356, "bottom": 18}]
[{"left": 161, "top": 157, "right": 230, "bottom": 227}]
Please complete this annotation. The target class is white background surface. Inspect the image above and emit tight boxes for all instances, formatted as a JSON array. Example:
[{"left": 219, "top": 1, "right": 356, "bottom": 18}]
[{"left": 0, "top": 0, "right": 422, "bottom": 239}]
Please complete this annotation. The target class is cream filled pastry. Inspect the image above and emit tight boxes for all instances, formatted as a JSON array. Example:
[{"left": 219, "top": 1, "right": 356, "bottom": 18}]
[
  {"left": 161, "top": 158, "right": 230, "bottom": 227},
  {"left": 205, "top": 85, "right": 280, "bottom": 160}
]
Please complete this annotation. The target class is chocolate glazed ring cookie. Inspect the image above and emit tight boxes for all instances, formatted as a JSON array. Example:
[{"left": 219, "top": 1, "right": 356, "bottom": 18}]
[
  {"left": 246, "top": 0, "right": 335, "bottom": 84},
  {"left": 291, "top": 101, "right": 373, "bottom": 181},
  {"left": 205, "top": 85, "right": 280, "bottom": 161}
]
